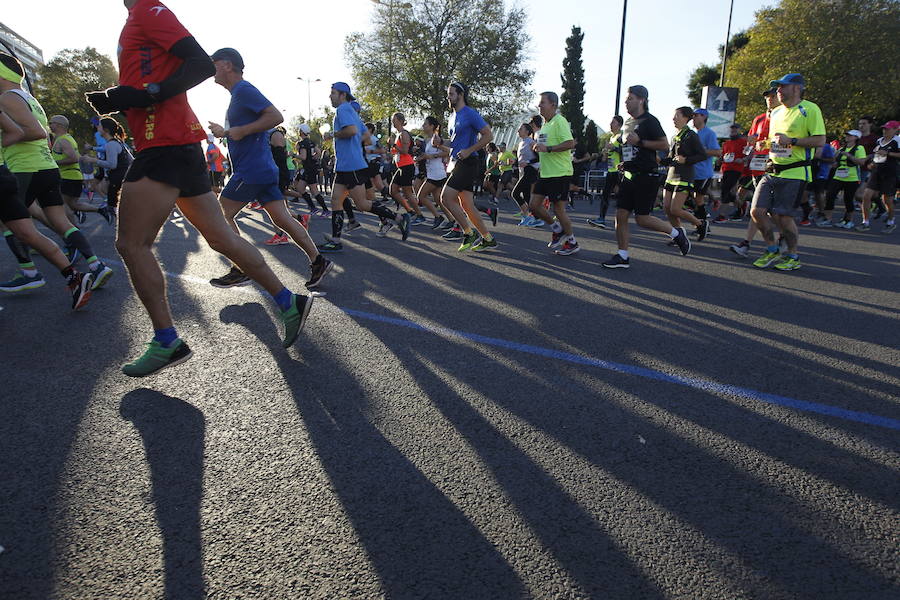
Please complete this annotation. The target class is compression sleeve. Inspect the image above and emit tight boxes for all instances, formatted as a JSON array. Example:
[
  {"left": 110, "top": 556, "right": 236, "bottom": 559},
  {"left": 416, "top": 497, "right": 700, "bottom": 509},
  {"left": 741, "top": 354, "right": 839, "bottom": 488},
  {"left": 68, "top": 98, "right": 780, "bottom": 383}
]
[{"left": 157, "top": 37, "right": 215, "bottom": 102}]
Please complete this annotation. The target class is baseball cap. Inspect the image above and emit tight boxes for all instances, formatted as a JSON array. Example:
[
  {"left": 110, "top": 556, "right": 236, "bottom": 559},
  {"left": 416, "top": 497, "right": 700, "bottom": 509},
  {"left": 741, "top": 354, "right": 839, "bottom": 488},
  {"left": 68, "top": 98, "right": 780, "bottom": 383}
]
[
  {"left": 627, "top": 85, "right": 648, "bottom": 99},
  {"left": 846, "top": 129, "right": 862, "bottom": 138},
  {"left": 298, "top": 123, "right": 311, "bottom": 134},
  {"left": 332, "top": 81, "right": 355, "bottom": 101},
  {"left": 693, "top": 108, "right": 709, "bottom": 117},
  {"left": 762, "top": 88, "right": 777, "bottom": 97},
  {"left": 881, "top": 120, "right": 900, "bottom": 129},
  {"left": 210, "top": 48, "right": 244, "bottom": 70},
  {"left": 769, "top": 73, "right": 805, "bottom": 87}
]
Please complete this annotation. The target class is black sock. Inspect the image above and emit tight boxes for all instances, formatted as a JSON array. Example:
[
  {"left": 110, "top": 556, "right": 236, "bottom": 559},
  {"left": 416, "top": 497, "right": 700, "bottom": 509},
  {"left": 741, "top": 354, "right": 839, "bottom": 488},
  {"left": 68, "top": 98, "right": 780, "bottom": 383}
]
[
  {"left": 695, "top": 204, "right": 708, "bottom": 220},
  {"left": 303, "top": 192, "right": 316, "bottom": 212},
  {"left": 316, "top": 193, "right": 329, "bottom": 212},
  {"left": 63, "top": 228, "right": 96, "bottom": 261},
  {"left": 331, "top": 211, "right": 344, "bottom": 239},
  {"left": 801, "top": 202, "right": 812, "bottom": 220},
  {"left": 343, "top": 198, "right": 355, "bottom": 221},
  {"left": 370, "top": 202, "right": 397, "bottom": 221},
  {"left": 4, "top": 231, "right": 32, "bottom": 265}
]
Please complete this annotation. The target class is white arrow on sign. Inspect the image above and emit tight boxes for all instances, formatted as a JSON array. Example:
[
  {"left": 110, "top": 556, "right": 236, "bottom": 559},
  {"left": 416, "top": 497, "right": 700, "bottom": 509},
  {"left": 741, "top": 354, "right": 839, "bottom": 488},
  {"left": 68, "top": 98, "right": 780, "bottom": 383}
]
[{"left": 714, "top": 90, "right": 730, "bottom": 111}]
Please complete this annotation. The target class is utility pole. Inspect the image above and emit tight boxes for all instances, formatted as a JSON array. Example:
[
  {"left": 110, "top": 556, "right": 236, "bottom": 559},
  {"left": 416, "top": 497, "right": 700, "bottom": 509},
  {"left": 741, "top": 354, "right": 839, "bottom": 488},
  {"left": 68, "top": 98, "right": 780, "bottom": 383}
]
[
  {"left": 614, "top": 0, "right": 628, "bottom": 115},
  {"left": 720, "top": 0, "right": 735, "bottom": 87}
]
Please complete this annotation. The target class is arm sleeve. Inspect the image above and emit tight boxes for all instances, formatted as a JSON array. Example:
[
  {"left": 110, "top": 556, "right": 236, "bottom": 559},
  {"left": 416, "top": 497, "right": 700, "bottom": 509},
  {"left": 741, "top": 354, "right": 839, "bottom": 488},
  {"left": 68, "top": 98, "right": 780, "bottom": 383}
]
[
  {"left": 157, "top": 37, "right": 216, "bottom": 101},
  {"left": 95, "top": 141, "right": 121, "bottom": 169},
  {"left": 684, "top": 133, "right": 708, "bottom": 165}
]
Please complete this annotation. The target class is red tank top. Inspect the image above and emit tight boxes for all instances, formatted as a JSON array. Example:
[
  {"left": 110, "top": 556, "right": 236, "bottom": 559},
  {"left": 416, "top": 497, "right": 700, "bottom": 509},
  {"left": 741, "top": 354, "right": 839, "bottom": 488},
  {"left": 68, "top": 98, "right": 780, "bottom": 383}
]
[{"left": 394, "top": 133, "right": 414, "bottom": 167}]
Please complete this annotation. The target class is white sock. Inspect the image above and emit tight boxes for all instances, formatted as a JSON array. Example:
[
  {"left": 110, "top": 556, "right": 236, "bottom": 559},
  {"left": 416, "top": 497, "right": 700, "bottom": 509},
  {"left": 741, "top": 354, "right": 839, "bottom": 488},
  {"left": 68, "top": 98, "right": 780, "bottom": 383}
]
[
  {"left": 22, "top": 267, "right": 38, "bottom": 278},
  {"left": 669, "top": 228, "right": 680, "bottom": 238},
  {"left": 617, "top": 249, "right": 629, "bottom": 260}
]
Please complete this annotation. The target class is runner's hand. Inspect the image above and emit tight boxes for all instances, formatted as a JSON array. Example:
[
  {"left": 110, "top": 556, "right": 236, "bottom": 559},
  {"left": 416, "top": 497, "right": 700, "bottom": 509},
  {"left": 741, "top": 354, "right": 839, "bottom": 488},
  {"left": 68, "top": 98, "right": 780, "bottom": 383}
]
[
  {"left": 105, "top": 86, "right": 155, "bottom": 110},
  {"left": 625, "top": 132, "right": 640, "bottom": 145},
  {"left": 208, "top": 122, "right": 226, "bottom": 138},
  {"left": 84, "top": 91, "right": 120, "bottom": 116},
  {"left": 773, "top": 133, "right": 791, "bottom": 146}
]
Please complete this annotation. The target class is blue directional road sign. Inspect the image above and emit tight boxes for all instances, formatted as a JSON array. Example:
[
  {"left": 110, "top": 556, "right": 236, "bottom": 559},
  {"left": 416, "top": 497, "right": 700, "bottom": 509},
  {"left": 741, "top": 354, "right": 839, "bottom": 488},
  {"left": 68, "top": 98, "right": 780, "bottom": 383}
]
[{"left": 702, "top": 86, "right": 739, "bottom": 112}]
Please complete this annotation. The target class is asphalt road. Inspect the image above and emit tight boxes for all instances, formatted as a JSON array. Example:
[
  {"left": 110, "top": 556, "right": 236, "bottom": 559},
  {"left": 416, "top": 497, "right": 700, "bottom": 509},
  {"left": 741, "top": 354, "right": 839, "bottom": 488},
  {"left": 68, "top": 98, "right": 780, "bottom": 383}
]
[{"left": 2, "top": 196, "right": 899, "bottom": 599}]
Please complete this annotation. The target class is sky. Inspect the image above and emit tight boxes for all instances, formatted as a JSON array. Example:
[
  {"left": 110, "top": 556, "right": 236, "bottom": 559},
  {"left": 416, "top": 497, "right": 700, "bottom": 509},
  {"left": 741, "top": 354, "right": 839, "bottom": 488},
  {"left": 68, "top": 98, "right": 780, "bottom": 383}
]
[{"left": 3, "top": 0, "right": 773, "bottom": 134}]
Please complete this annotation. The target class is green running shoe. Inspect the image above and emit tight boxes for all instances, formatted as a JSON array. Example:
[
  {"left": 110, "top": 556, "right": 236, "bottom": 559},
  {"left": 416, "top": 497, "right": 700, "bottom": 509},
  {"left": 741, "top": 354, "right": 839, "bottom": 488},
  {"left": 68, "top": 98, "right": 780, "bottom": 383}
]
[
  {"left": 457, "top": 231, "right": 480, "bottom": 252},
  {"left": 752, "top": 250, "right": 781, "bottom": 268},
  {"left": 280, "top": 294, "right": 314, "bottom": 348},
  {"left": 774, "top": 255, "right": 801, "bottom": 271},
  {"left": 122, "top": 339, "right": 193, "bottom": 377},
  {"left": 472, "top": 236, "right": 498, "bottom": 252},
  {"left": 0, "top": 271, "right": 46, "bottom": 292}
]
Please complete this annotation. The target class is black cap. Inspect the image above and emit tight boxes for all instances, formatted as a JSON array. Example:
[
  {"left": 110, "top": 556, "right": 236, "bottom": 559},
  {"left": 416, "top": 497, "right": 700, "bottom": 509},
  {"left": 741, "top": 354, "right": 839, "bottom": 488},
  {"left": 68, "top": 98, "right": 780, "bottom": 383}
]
[
  {"left": 627, "top": 85, "right": 649, "bottom": 99},
  {"left": 210, "top": 48, "right": 244, "bottom": 70},
  {"left": 762, "top": 88, "right": 777, "bottom": 97}
]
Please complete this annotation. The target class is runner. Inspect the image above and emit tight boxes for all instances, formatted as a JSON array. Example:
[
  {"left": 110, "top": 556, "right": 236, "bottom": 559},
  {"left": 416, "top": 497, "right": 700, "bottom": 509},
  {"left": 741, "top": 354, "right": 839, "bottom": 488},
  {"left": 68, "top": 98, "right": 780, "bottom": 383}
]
[
  {"left": 49, "top": 114, "right": 112, "bottom": 223},
  {"left": 205, "top": 47, "right": 331, "bottom": 289},
  {"left": 512, "top": 121, "right": 539, "bottom": 225},
  {"left": 80, "top": 117, "right": 133, "bottom": 223},
  {"left": 588, "top": 115, "right": 623, "bottom": 229},
  {"left": 689, "top": 108, "right": 720, "bottom": 235},
  {"left": 821, "top": 129, "right": 866, "bottom": 228},
  {"left": 388, "top": 112, "right": 420, "bottom": 219},
  {"left": 601, "top": 85, "right": 690, "bottom": 269},
  {"left": 856, "top": 120, "right": 899, "bottom": 233},
  {"left": 295, "top": 123, "right": 330, "bottom": 216},
  {"left": 497, "top": 142, "right": 515, "bottom": 202},
  {"left": 0, "top": 52, "right": 114, "bottom": 292},
  {"left": 0, "top": 87, "right": 95, "bottom": 307},
  {"left": 438, "top": 82, "right": 496, "bottom": 252},
  {"left": 806, "top": 140, "right": 835, "bottom": 226},
  {"left": 483, "top": 142, "right": 501, "bottom": 204},
  {"left": 529, "top": 91, "right": 578, "bottom": 255},
  {"left": 316, "top": 82, "right": 409, "bottom": 252},
  {"left": 86, "top": 3, "right": 313, "bottom": 376},
  {"left": 418, "top": 115, "right": 449, "bottom": 230},
  {"left": 205, "top": 134, "right": 225, "bottom": 193},
  {"left": 717, "top": 123, "right": 748, "bottom": 222},
  {"left": 749, "top": 73, "right": 825, "bottom": 271},
  {"left": 661, "top": 107, "right": 707, "bottom": 240}
]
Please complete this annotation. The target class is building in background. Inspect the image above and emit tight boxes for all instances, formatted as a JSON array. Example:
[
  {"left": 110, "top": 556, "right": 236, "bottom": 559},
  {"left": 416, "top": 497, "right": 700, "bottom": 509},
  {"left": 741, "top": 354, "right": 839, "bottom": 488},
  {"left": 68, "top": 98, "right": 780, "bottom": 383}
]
[{"left": 0, "top": 22, "right": 44, "bottom": 91}]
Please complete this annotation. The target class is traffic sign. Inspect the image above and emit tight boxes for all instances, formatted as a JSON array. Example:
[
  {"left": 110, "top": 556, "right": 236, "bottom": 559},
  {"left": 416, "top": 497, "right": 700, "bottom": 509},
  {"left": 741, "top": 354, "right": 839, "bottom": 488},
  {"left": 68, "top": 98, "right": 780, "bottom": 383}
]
[{"left": 702, "top": 86, "right": 739, "bottom": 113}]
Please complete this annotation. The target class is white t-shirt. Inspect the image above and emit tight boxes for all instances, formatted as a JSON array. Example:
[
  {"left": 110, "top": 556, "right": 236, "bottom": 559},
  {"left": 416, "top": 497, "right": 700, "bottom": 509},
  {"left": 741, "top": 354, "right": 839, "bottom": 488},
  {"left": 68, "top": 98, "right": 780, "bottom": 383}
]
[{"left": 424, "top": 138, "right": 446, "bottom": 180}]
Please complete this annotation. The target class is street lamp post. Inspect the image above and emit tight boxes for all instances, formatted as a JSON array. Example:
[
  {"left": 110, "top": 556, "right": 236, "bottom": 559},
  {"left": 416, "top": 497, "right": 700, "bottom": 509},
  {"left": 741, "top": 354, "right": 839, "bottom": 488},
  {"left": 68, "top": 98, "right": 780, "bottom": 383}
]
[{"left": 296, "top": 76, "right": 322, "bottom": 122}]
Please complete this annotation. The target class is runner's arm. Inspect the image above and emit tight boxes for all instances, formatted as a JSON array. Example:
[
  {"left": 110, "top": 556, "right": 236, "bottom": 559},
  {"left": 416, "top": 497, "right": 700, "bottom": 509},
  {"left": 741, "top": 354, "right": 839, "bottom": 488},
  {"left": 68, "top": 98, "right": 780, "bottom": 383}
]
[
  {"left": 333, "top": 125, "right": 358, "bottom": 139},
  {"left": 227, "top": 105, "right": 283, "bottom": 141},
  {"left": 0, "top": 109, "right": 25, "bottom": 146},
  {"left": 55, "top": 136, "right": 79, "bottom": 165},
  {"left": 459, "top": 125, "right": 493, "bottom": 159},
  {"left": 0, "top": 93, "right": 47, "bottom": 142}
]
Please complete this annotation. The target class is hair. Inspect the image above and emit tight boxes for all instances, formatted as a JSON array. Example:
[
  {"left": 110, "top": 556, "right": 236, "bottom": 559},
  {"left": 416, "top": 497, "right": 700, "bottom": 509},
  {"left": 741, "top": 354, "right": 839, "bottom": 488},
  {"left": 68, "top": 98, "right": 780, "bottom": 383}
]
[
  {"left": 365, "top": 122, "right": 376, "bottom": 132},
  {"left": 487, "top": 142, "right": 498, "bottom": 153},
  {"left": 0, "top": 52, "right": 25, "bottom": 76},
  {"left": 99, "top": 117, "right": 125, "bottom": 141},
  {"left": 675, "top": 106, "right": 694, "bottom": 120},
  {"left": 540, "top": 91, "right": 559, "bottom": 107},
  {"left": 612, "top": 115, "right": 624, "bottom": 126},
  {"left": 859, "top": 115, "right": 875, "bottom": 124},
  {"left": 392, "top": 112, "right": 406, "bottom": 126},
  {"left": 531, "top": 114, "right": 543, "bottom": 128},
  {"left": 424, "top": 115, "right": 441, "bottom": 134},
  {"left": 520, "top": 122, "right": 534, "bottom": 135},
  {"left": 449, "top": 82, "right": 469, "bottom": 105}
]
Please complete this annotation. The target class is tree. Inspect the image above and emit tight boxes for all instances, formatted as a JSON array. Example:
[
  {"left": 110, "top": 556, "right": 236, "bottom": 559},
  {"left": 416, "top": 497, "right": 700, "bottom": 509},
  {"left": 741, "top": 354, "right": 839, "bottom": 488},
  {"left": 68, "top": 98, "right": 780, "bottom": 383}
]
[
  {"left": 686, "top": 64, "right": 720, "bottom": 108},
  {"left": 345, "top": 0, "right": 533, "bottom": 127},
  {"left": 584, "top": 120, "right": 599, "bottom": 156},
  {"left": 691, "top": 0, "right": 900, "bottom": 134},
  {"left": 560, "top": 26, "right": 586, "bottom": 145},
  {"left": 32, "top": 48, "right": 119, "bottom": 144}
]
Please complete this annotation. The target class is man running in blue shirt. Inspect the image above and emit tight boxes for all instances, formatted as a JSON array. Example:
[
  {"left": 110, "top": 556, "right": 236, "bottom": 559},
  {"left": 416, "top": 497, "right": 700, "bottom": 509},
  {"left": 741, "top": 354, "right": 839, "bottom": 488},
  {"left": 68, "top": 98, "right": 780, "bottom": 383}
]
[
  {"left": 691, "top": 108, "right": 720, "bottom": 240},
  {"left": 206, "top": 48, "right": 331, "bottom": 290}
]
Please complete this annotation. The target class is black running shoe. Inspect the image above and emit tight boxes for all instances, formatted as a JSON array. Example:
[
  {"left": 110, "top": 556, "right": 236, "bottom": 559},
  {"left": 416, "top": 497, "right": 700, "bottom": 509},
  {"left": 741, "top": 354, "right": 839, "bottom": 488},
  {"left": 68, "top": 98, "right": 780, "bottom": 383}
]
[
  {"left": 97, "top": 204, "right": 113, "bottom": 224},
  {"left": 68, "top": 271, "right": 94, "bottom": 310},
  {"left": 488, "top": 208, "right": 499, "bottom": 227},
  {"left": 674, "top": 227, "right": 692, "bottom": 256},
  {"left": 601, "top": 254, "right": 630, "bottom": 269},
  {"left": 431, "top": 215, "right": 445, "bottom": 230},
  {"left": 306, "top": 257, "right": 333, "bottom": 289},
  {"left": 697, "top": 219, "right": 710, "bottom": 242},
  {"left": 210, "top": 267, "right": 251, "bottom": 288},
  {"left": 399, "top": 212, "right": 411, "bottom": 241}
]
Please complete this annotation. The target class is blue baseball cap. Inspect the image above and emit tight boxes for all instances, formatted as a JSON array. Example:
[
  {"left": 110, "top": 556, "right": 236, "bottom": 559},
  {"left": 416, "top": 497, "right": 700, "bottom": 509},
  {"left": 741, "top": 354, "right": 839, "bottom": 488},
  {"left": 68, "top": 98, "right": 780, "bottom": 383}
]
[
  {"left": 769, "top": 73, "right": 805, "bottom": 87},
  {"left": 331, "top": 81, "right": 355, "bottom": 101},
  {"left": 693, "top": 108, "right": 709, "bottom": 117}
]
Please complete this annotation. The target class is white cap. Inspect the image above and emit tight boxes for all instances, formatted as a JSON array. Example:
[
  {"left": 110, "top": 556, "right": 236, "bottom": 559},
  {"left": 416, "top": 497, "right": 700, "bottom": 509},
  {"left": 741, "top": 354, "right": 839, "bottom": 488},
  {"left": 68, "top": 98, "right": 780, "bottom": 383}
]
[
  {"left": 846, "top": 129, "right": 862, "bottom": 138},
  {"left": 299, "top": 123, "right": 312, "bottom": 134}
]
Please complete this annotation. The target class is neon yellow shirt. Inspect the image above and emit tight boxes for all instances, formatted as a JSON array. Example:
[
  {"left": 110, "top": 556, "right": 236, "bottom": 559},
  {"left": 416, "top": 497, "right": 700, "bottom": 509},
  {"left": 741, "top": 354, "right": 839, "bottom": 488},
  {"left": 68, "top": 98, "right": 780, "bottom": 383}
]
[
  {"left": 2, "top": 89, "right": 58, "bottom": 173},
  {"left": 52, "top": 133, "right": 82, "bottom": 181},
  {"left": 833, "top": 145, "right": 866, "bottom": 182},
  {"left": 537, "top": 113, "right": 574, "bottom": 178},
  {"left": 498, "top": 150, "right": 515, "bottom": 173},
  {"left": 767, "top": 100, "right": 825, "bottom": 181}
]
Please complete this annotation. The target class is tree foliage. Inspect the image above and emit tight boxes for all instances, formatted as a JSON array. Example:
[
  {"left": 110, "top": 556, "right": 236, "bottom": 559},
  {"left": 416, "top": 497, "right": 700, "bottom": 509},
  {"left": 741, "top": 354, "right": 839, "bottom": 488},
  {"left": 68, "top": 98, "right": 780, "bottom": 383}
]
[
  {"left": 345, "top": 0, "right": 533, "bottom": 127},
  {"left": 690, "top": 0, "right": 900, "bottom": 135},
  {"left": 686, "top": 64, "right": 720, "bottom": 108},
  {"left": 560, "top": 26, "right": 586, "bottom": 145},
  {"left": 32, "top": 48, "right": 119, "bottom": 144}
]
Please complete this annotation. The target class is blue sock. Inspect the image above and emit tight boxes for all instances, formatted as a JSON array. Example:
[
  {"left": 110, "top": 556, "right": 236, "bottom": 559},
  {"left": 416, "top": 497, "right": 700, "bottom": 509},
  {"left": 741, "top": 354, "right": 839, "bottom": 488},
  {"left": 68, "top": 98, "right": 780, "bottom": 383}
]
[
  {"left": 788, "top": 253, "right": 798, "bottom": 259},
  {"left": 153, "top": 327, "right": 179, "bottom": 348},
  {"left": 274, "top": 287, "right": 293, "bottom": 312},
  {"left": 767, "top": 245, "right": 779, "bottom": 253}
]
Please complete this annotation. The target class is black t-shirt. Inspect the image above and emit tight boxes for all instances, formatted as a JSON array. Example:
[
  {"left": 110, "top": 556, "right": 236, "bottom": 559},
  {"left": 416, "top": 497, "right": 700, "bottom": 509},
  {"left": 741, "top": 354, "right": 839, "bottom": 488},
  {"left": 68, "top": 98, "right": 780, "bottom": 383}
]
[
  {"left": 622, "top": 112, "right": 666, "bottom": 174},
  {"left": 298, "top": 139, "right": 318, "bottom": 167},
  {"left": 872, "top": 136, "right": 899, "bottom": 175}
]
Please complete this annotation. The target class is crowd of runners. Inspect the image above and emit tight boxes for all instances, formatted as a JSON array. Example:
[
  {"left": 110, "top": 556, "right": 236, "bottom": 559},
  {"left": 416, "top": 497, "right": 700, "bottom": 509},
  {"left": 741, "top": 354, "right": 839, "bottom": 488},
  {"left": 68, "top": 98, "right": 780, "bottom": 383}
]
[{"left": 0, "top": 0, "right": 897, "bottom": 376}]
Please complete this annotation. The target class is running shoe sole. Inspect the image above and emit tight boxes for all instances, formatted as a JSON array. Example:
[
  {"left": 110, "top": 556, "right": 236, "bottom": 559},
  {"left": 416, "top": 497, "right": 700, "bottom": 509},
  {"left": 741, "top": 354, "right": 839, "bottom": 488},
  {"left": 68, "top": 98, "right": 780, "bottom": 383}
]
[
  {"left": 122, "top": 342, "right": 193, "bottom": 377},
  {"left": 91, "top": 266, "right": 114, "bottom": 290},
  {"left": 210, "top": 276, "right": 252, "bottom": 288},
  {"left": 72, "top": 273, "right": 94, "bottom": 311},
  {"left": 0, "top": 278, "right": 46, "bottom": 293}
]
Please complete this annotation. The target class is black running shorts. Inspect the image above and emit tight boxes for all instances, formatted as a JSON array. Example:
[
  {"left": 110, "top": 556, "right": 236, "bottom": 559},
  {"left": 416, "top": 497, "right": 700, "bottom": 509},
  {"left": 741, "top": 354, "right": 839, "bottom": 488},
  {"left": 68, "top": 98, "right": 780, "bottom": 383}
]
[
  {"left": 391, "top": 164, "right": 415, "bottom": 187},
  {"left": 334, "top": 169, "right": 369, "bottom": 189},
  {"left": 14, "top": 168, "right": 64, "bottom": 209},
  {"left": 617, "top": 172, "right": 661, "bottom": 216},
  {"left": 125, "top": 143, "right": 212, "bottom": 197},
  {"left": 0, "top": 165, "right": 29, "bottom": 223},
  {"left": 533, "top": 176, "right": 570, "bottom": 202},
  {"left": 692, "top": 178, "right": 711, "bottom": 195},
  {"left": 60, "top": 179, "right": 83, "bottom": 198},
  {"left": 445, "top": 156, "right": 478, "bottom": 193},
  {"left": 866, "top": 169, "right": 898, "bottom": 196}
]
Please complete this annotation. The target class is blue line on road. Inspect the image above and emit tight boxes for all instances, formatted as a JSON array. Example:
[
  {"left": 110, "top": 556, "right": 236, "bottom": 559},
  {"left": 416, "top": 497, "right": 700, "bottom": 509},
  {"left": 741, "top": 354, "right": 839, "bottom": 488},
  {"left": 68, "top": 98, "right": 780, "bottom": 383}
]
[{"left": 341, "top": 308, "right": 900, "bottom": 432}]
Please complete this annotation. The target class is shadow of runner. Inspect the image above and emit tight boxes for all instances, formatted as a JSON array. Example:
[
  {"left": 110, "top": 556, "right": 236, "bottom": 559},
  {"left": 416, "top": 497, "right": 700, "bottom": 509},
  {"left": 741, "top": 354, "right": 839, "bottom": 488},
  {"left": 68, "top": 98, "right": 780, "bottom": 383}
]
[
  {"left": 120, "top": 389, "right": 206, "bottom": 600},
  {"left": 219, "top": 303, "right": 527, "bottom": 598}
]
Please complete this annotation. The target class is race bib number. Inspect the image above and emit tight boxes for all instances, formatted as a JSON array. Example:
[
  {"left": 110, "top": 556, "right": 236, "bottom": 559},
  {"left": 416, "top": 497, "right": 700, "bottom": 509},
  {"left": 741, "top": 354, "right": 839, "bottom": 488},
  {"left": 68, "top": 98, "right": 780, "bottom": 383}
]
[
  {"left": 835, "top": 167, "right": 849, "bottom": 179},
  {"left": 537, "top": 133, "right": 548, "bottom": 145},
  {"left": 770, "top": 142, "right": 792, "bottom": 158},
  {"left": 622, "top": 145, "right": 636, "bottom": 161},
  {"left": 743, "top": 144, "right": 753, "bottom": 156},
  {"left": 723, "top": 152, "right": 735, "bottom": 163},
  {"left": 873, "top": 153, "right": 887, "bottom": 164},
  {"left": 749, "top": 156, "right": 768, "bottom": 171}
]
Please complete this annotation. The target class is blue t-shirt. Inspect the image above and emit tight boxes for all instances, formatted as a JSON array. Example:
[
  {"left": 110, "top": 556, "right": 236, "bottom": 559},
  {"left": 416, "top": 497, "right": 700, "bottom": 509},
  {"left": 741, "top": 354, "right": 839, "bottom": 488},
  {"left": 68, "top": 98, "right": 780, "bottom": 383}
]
[
  {"left": 225, "top": 80, "right": 279, "bottom": 184},
  {"left": 448, "top": 105, "right": 488, "bottom": 160},
  {"left": 333, "top": 102, "right": 367, "bottom": 172},
  {"left": 694, "top": 126, "right": 719, "bottom": 180},
  {"left": 815, "top": 143, "right": 835, "bottom": 180}
]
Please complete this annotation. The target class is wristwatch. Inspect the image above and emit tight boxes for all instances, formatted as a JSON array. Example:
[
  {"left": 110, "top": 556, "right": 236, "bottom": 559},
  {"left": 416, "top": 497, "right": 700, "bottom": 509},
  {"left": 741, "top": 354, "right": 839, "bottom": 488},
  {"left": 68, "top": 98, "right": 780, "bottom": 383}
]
[
  {"left": 145, "top": 82, "right": 161, "bottom": 102},
  {"left": 790, "top": 137, "right": 798, "bottom": 145}
]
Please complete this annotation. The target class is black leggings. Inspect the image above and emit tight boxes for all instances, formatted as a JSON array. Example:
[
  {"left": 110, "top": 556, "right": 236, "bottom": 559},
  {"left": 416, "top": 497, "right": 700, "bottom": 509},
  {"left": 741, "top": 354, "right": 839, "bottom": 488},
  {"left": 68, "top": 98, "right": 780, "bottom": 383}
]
[
  {"left": 825, "top": 179, "right": 857, "bottom": 213},
  {"left": 599, "top": 171, "right": 621, "bottom": 218},
  {"left": 511, "top": 165, "right": 538, "bottom": 206},
  {"left": 720, "top": 170, "right": 742, "bottom": 204}
]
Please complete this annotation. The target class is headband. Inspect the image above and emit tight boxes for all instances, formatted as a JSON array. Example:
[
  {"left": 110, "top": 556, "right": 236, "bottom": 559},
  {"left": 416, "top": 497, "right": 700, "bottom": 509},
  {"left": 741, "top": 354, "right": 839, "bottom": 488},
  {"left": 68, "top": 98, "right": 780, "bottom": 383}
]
[{"left": 0, "top": 62, "right": 24, "bottom": 85}]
